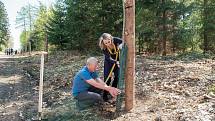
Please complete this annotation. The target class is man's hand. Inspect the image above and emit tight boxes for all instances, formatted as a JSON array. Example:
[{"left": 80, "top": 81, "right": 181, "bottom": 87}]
[
  {"left": 86, "top": 79, "right": 121, "bottom": 97},
  {"left": 106, "top": 87, "right": 121, "bottom": 97}
]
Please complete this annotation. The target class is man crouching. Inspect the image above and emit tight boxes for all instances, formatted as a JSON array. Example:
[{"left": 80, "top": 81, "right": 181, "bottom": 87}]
[{"left": 72, "top": 57, "right": 121, "bottom": 108}]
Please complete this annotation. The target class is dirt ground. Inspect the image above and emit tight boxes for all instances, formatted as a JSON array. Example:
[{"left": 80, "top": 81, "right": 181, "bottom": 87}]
[
  {"left": 115, "top": 56, "right": 215, "bottom": 121},
  {"left": 0, "top": 53, "right": 38, "bottom": 121},
  {"left": 0, "top": 52, "right": 214, "bottom": 121}
]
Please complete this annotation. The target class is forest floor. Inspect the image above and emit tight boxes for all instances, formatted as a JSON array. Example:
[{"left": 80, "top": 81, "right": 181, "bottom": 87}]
[{"left": 0, "top": 51, "right": 215, "bottom": 121}]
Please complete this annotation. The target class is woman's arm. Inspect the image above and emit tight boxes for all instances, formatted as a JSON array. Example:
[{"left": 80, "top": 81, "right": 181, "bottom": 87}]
[
  {"left": 113, "top": 37, "right": 124, "bottom": 49},
  {"left": 113, "top": 37, "right": 123, "bottom": 45},
  {"left": 103, "top": 50, "right": 117, "bottom": 64}
]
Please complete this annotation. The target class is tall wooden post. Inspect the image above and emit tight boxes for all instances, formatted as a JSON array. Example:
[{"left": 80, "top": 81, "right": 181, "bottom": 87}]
[
  {"left": 38, "top": 52, "right": 47, "bottom": 120},
  {"left": 123, "top": 0, "right": 135, "bottom": 111}
]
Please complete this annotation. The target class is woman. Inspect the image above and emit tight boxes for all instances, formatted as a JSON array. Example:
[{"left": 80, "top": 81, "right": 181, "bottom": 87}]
[{"left": 99, "top": 33, "right": 123, "bottom": 102}]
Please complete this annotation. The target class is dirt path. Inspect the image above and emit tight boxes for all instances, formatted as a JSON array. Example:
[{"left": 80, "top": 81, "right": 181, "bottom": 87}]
[{"left": 0, "top": 53, "right": 37, "bottom": 121}]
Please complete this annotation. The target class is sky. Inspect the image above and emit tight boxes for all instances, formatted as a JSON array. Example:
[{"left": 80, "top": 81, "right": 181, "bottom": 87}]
[{"left": 1, "top": 0, "right": 55, "bottom": 50}]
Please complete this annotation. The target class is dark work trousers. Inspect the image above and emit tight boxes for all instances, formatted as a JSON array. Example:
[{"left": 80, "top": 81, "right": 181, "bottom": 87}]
[
  {"left": 75, "top": 86, "right": 103, "bottom": 109},
  {"left": 103, "top": 61, "right": 119, "bottom": 101}
]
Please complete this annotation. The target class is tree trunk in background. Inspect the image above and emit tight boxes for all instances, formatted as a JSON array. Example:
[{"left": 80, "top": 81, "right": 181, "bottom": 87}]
[
  {"left": 28, "top": 4, "right": 32, "bottom": 55},
  {"left": 162, "top": 0, "right": 167, "bottom": 56},
  {"left": 124, "top": 0, "right": 135, "bottom": 111},
  {"left": 203, "top": 0, "right": 209, "bottom": 53},
  {"left": 29, "top": 41, "right": 31, "bottom": 55},
  {"left": 44, "top": 33, "right": 48, "bottom": 62},
  {"left": 24, "top": 18, "right": 27, "bottom": 53},
  {"left": 155, "top": 8, "right": 162, "bottom": 55}
]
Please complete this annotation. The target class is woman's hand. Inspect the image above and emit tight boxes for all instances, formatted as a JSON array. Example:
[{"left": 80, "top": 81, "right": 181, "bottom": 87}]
[
  {"left": 116, "top": 61, "right": 120, "bottom": 68},
  {"left": 118, "top": 43, "right": 123, "bottom": 50}
]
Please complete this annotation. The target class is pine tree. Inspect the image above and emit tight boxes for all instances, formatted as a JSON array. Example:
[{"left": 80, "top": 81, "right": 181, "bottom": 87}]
[{"left": 0, "top": 1, "right": 10, "bottom": 50}]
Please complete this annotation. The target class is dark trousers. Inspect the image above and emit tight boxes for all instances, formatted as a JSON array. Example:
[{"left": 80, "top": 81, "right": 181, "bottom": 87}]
[
  {"left": 75, "top": 86, "right": 103, "bottom": 109},
  {"left": 103, "top": 61, "right": 119, "bottom": 101}
]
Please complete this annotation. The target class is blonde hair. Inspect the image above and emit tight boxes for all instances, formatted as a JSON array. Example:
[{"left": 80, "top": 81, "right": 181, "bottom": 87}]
[{"left": 99, "top": 33, "right": 113, "bottom": 50}]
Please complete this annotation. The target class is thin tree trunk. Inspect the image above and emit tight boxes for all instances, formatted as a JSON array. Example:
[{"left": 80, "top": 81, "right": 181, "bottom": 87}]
[
  {"left": 155, "top": 10, "right": 162, "bottom": 55},
  {"left": 203, "top": 0, "right": 209, "bottom": 53},
  {"left": 24, "top": 18, "right": 27, "bottom": 53},
  {"left": 162, "top": 0, "right": 167, "bottom": 56},
  {"left": 44, "top": 8, "right": 48, "bottom": 62},
  {"left": 28, "top": 4, "right": 32, "bottom": 55},
  {"left": 44, "top": 33, "right": 48, "bottom": 62}
]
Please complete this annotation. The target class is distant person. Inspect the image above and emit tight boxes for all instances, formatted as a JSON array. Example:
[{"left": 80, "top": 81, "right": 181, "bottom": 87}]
[
  {"left": 6, "top": 48, "right": 9, "bottom": 55},
  {"left": 11, "top": 48, "right": 13, "bottom": 55},
  {"left": 8, "top": 48, "right": 11, "bottom": 55},
  {"left": 72, "top": 57, "right": 121, "bottom": 108},
  {"left": 21, "top": 49, "right": 24, "bottom": 55},
  {"left": 15, "top": 50, "right": 17, "bottom": 55},
  {"left": 99, "top": 33, "right": 123, "bottom": 102}
]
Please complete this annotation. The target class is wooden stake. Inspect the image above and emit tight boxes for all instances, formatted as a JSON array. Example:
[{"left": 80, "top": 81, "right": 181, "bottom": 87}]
[
  {"left": 38, "top": 52, "right": 47, "bottom": 120},
  {"left": 124, "top": 0, "right": 135, "bottom": 111}
]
